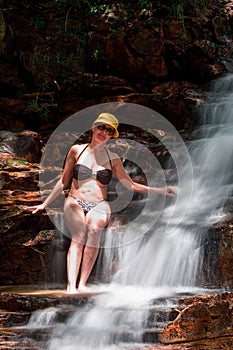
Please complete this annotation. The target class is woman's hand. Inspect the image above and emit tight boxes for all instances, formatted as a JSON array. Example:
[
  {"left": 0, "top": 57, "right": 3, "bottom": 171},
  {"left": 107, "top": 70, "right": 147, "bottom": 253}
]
[
  {"left": 18, "top": 178, "right": 64, "bottom": 215},
  {"left": 31, "top": 203, "right": 46, "bottom": 214},
  {"left": 158, "top": 186, "right": 178, "bottom": 197},
  {"left": 18, "top": 203, "right": 46, "bottom": 214}
]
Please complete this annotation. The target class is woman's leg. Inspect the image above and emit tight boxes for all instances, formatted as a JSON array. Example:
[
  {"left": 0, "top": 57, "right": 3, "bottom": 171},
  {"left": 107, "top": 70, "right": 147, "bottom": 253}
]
[
  {"left": 78, "top": 202, "right": 110, "bottom": 289},
  {"left": 78, "top": 228, "right": 102, "bottom": 289},
  {"left": 66, "top": 241, "right": 84, "bottom": 292},
  {"left": 64, "top": 196, "right": 86, "bottom": 293}
]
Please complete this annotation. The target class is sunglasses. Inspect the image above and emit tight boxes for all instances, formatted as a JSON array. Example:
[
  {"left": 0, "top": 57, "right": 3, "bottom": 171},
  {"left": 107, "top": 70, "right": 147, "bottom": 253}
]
[{"left": 96, "top": 124, "right": 115, "bottom": 136}]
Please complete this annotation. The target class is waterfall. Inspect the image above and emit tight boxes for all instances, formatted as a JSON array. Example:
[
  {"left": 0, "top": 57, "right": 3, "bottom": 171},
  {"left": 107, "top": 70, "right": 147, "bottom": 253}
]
[
  {"left": 28, "top": 307, "right": 58, "bottom": 328},
  {"left": 35, "top": 74, "right": 233, "bottom": 349},
  {"left": 112, "top": 74, "right": 233, "bottom": 288},
  {"left": 189, "top": 74, "right": 233, "bottom": 221}
]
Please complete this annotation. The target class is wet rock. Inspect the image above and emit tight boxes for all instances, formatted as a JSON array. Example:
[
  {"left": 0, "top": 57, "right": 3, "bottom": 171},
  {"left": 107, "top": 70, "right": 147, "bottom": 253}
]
[
  {"left": 0, "top": 168, "right": 39, "bottom": 192},
  {"left": 1, "top": 1, "right": 232, "bottom": 137},
  {"left": 0, "top": 289, "right": 232, "bottom": 350},
  {"left": 158, "top": 292, "right": 233, "bottom": 344},
  {"left": 210, "top": 219, "right": 233, "bottom": 289},
  {"left": 0, "top": 310, "right": 31, "bottom": 327},
  {"left": 0, "top": 131, "right": 43, "bottom": 163},
  {"left": 0, "top": 289, "right": 91, "bottom": 313}
]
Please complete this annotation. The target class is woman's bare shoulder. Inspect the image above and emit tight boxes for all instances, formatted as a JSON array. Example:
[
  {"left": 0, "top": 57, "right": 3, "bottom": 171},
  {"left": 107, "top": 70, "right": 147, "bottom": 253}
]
[
  {"left": 65, "top": 143, "right": 88, "bottom": 164},
  {"left": 107, "top": 149, "right": 121, "bottom": 164},
  {"left": 70, "top": 143, "right": 88, "bottom": 154}
]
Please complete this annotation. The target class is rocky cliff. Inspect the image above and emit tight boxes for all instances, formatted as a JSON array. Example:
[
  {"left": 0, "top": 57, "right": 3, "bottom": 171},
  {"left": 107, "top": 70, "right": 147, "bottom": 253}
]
[{"left": 0, "top": 0, "right": 233, "bottom": 288}]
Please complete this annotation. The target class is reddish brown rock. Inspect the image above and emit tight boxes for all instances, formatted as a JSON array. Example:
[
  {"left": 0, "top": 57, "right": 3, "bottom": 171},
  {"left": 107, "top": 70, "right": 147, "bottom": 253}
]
[
  {"left": 211, "top": 220, "right": 233, "bottom": 289},
  {"left": 158, "top": 293, "right": 233, "bottom": 344},
  {"left": 0, "top": 8, "right": 232, "bottom": 350},
  {"left": 0, "top": 131, "right": 43, "bottom": 163}
]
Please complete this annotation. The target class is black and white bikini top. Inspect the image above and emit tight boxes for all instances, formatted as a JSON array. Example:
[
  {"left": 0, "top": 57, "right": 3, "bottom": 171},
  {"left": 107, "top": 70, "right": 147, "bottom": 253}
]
[{"left": 73, "top": 144, "right": 113, "bottom": 185}]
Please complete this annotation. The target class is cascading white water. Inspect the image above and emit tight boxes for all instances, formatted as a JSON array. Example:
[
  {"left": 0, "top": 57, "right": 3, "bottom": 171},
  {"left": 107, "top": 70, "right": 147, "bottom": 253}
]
[
  {"left": 32, "top": 74, "right": 233, "bottom": 349},
  {"left": 114, "top": 74, "right": 233, "bottom": 288},
  {"left": 186, "top": 75, "right": 233, "bottom": 224},
  {"left": 28, "top": 307, "right": 58, "bottom": 328},
  {"left": 112, "top": 225, "right": 203, "bottom": 287}
]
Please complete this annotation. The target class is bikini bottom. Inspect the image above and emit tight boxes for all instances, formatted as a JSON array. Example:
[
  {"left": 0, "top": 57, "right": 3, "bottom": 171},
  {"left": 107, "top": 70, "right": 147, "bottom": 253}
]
[{"left": 69, "top": 194, "right": 104, "bottom": 215}]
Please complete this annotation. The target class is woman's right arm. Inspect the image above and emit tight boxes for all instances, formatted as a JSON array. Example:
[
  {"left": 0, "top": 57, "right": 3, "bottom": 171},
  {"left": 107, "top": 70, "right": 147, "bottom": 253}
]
[
  {"left": 26, "top": 145, "right": 77, "bottom": 214},
  {"left": 29, "top": 177, "right": 64, "bottom": 214}
]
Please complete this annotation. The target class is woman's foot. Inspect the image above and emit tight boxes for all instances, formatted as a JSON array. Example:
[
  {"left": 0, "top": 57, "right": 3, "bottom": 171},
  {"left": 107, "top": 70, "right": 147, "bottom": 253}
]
[
  {"left": 78, "top": 283, "right": 90, "bottom": 292},
  {"left": 66, "top": 286, "right": 78, "bottom": 294}
]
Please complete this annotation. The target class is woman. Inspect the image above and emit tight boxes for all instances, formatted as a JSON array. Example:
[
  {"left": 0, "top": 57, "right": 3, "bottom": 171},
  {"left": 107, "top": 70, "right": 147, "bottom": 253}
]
[{"left": 29, "top": 113, "right": 177, "bottom": 293}]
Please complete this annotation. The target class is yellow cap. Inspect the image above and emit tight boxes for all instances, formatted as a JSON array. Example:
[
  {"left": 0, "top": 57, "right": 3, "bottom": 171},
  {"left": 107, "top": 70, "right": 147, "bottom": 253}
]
[{"left": 94, "top": 113, "right": 119, "bottom": 138}]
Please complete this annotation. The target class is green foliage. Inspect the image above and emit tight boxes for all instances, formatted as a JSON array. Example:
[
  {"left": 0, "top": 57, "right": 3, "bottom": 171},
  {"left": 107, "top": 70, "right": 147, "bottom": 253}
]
[
  {"left": 171, "top": 1, "right": 185, "bottom": 21},
  {"left": 92, "top": 48, "right": 104, "bottom": 62},
  {"left": 21, "top": 0, "right": 211, "bottom": 102},
  {"left": 33, "top": 15, "right": 46, "bottom": 31},
  {"left": 7, "top": 159, "right": 27, "bottom": 167},
  {"left": 170, "top": 0, "right": 186, "bottom": 38},
  {"left": 53, "top": 0, "right": 108, "bottom": 16},
  {"left": 107, "top": 28, "right": 118, "bottom": 38},
  {"left": 167, "top": 0, "right": 209, "bottom": 38},
  {"left": 2, "top": 6, "right": 14, "bottom": 12},
  {"left": 25, "top": 98, "right": 50, "bottom": 120}
]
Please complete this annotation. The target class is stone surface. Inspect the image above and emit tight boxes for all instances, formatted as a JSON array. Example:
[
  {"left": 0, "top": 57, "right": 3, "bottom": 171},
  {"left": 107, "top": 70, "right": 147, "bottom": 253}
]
[
  {"left": 0, "top": 289, "right": 232, "bottom": 349},
  {"left": 158, "top": 293, "right": 233, "bottom": 344},
  {"left": 0, "top": 130, "right": 42, "bottom": 163},
  {"left": 0, "top": 127, "right": 180, "bottom": 286},
  {"left": 0, "top": 3, "right": 233, "bottom": 348},
  {"left": 212, "top": 220, "right": 233, "bottom": 289},
  {"left": 0, "top": 1, "right": 233, "bottom": 134}
]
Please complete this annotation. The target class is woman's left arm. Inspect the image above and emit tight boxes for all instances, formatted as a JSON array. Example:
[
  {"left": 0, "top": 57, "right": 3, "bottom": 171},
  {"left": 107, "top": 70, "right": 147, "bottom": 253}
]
[{"left": 112, "top": 156, "right": 177, "bottom": 197}]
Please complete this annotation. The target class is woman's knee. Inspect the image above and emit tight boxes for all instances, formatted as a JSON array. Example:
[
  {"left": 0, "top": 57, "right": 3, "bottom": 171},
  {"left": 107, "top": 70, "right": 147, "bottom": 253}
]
[
  {"left": 86, "top": 226, "right": 102, "bottom": 247},
  {"left": 71, "top": 232, "right": 86, "bottom": 245}
]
